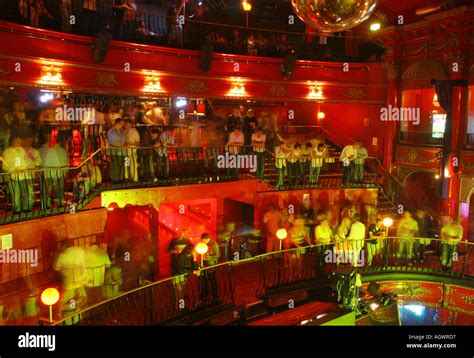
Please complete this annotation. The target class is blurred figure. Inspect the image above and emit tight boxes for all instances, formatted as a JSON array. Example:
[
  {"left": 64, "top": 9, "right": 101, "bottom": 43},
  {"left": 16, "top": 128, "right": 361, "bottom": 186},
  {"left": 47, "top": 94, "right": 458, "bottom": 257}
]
[
  {"left": 124, "top": 119, "right": 139, "bottom": 182},
  {"left": 314, "top": 214, "right": 333, "bottom": 270},
  {"left": 310, "top": 143, "right": 326, "bottom": 184},
  {"left": 414, "top": 210, "right": 431, "bottom": 262},
  {"left": 440, "top": 217, "right": 463, "bottom": 270},
  {"left": 396, "top": 211, "right": 419, "bottom": 264},
  {"left": 263, "top": 206, "right": 281, "bottom": 253},
  {"left": 83, "top": 245, "right": 111, "bottom": 304},
  {"left": 39, "top": 137, "right": 68, "bottom": 209},
  {"left": 274, "top": 141, "right": 289, "bottom": 190},
  {"left": 366, "top": 217, "right": 385, "bottom": 266},
  {"left": 201, "top": 233, "right": 220, "bottom": 267},
  {"left": 340, "top": 142, "right": 359, "bottom": 187},
  {"left": 176, "top": 244, "right": 199, "bottom": 275},
  {"left": 289, "top": 214, "right": 311, "bottom": 249},
  {"left": 104, "top": 253, "right": 123, "bottom": 299},
  {"left": 287, "top": 143, "right": 303, "bottom": 186},
  {"left": 107, "top": 118, "right": 126, "bottom": 183},
  {"left": 54, "top": 240, "right": 87, "bottom": 323},
  {"left": 347, "top": 213, "right": 366, "bottom": 267},
  {"left": 353, "top": 141, "right": 368, "bottom": 184},
  {"left": 251, "top": 127, "right": 266, "bottom": 180},
  {"left": 1, "top": 135, "right": 33, "bottom": 213}
]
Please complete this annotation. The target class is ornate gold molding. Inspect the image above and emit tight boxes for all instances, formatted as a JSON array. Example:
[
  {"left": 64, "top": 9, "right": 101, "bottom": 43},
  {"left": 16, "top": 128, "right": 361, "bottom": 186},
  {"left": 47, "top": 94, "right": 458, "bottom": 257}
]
[
  {"left": 93, "top": 72, "right": 119, "bottom": 87},
  {"left": 184, "top": 80, "right": 208, "bottom": 94},
  {"left": 345, "top": 87, "right": 367, "bottom": 99},
  {"left": 267, "top": 84, "right": 287, "bottom": 97}
]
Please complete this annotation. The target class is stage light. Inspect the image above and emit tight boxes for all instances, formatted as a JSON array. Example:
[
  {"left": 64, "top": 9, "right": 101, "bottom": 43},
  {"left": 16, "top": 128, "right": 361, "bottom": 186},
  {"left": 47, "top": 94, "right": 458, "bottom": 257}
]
[
  {"left": 382, "top": 217, "right": 393, "bottom": 228},
  {"left": 41, "top": 288, "right": 60, "bottom": 323},
  {"left": 40, "top": 92, "right": 54, "bottom": 103},
  {"left": 370, "top": 23, "right": 381, "bottom": 31}
]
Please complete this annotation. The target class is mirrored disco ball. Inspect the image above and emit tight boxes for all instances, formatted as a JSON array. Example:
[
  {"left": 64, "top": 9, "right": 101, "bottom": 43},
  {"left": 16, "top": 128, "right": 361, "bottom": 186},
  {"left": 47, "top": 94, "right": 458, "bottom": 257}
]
[{"left": 291, "top": 0, "right": 379, "bottom": 33}]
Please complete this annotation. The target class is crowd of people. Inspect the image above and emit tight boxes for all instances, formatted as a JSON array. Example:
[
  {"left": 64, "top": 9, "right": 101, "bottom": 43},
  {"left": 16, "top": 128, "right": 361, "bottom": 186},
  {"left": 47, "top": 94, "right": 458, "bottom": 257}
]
[
  {"left": 262, "top": 201, "right": 464, "bottom": 271},
  {"left": 1, "top": 1, "right": 382, "bottom": 62}
]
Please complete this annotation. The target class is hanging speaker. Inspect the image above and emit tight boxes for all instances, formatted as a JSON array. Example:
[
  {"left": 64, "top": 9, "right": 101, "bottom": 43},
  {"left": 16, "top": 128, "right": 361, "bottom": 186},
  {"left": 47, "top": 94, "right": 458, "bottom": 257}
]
[
  {"left": 93, "top": 22, "right": 112, "bottom": 63},
  {"left": 281, "top": 48, "right": 297, "bottom": 79},
  {"left": 199, "top": 40, "right": 213, "bottom": 72}
]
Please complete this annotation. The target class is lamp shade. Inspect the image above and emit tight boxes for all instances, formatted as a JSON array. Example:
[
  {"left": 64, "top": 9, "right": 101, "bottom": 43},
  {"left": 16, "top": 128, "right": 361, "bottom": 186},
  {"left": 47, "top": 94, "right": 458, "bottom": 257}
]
[
  {"left": 276, "top": 228, "right": 288, "bottom": 240},
  {"left": 41, "top": 288, "right": 60, "bottom": 306},
  {"left": 195, "top": 242, "right": 209, "bottom": 255}
]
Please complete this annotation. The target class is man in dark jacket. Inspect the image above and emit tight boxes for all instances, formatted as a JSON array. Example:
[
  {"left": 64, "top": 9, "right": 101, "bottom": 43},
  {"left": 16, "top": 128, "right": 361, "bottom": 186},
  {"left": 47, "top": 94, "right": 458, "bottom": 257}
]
[{"left": 175, "top": 244, "right": 199, "bottom": 275}]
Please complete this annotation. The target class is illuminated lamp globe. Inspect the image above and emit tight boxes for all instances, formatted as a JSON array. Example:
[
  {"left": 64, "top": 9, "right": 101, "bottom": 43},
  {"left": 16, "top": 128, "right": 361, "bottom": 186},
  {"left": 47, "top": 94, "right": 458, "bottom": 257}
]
[
  {"left": 41, "top": 288, "right": 60, "bottom": 306},
  {"left": 276, "top": 228, "right": 288, "bottom": 240},
  {"left": 382, "top": 217, "right": 393, "bottom": 228},
  {"left": 290, "top": 0, "right": 380, "bottom": 33},
  {"left": 242, "top": 1, "right": 252, "bottom": 11},
  {"left": 195, "top": 242, "right": 209, "bottom": 255},
  {"left": 317, "top": 112, "right": 325, "bottom": 119}
]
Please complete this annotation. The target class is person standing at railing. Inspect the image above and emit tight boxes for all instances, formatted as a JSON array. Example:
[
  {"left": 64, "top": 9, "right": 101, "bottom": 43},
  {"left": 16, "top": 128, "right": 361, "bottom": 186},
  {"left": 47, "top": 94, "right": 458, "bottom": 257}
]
[
  {"left": 310, "top": 143, "right": 326, "bottom": 184},
  {"left": 124, "top": 119, "right": 139, "bottom": 182},
  {"left": 414, "top": 210, "right": 432, "bottom": 263},
  {"left": 340, "top": 142, "right": 359, "bottom": 187},
  {"left": 366, "top": 218, "right": 385, "bottom": 266},
  {"left": 440, "top": 217, "right": 463, "bottom": 271},
  {"left": 274, "top": 141, "right": 289, "bottom": 190},
  {"left": 314, "top": 215, "right": 334, "bottom": 270},
  {"left": 251, "top": 127, "right": 266, "bottom": 180},
  {"left": 22, "top": 134, "right": 41, "bottom": 211},
  {"left": 1, "top": 135, "right": 33, "bottom": 213},
  {"left": 83, "top": 245, "right": 111, "bottom": 304},
  {"left": 226, "top": 126, "right": 244, "bottom": 178},
  {"left": 287, "top": 143, "right": 303, "bottom": 186},
  {"left": 243, "top": 109, "right": 257, "bottom": 154},
  {"left": 289, "top": 214, "right": 311, "bottom": 249},
  {"left": 347, "top": 213, "right": 366, "bottom": 267},
  {"left": 263, "top": 205, "right": 281, "bottom": 253},
  {"left": 353, "top": 141, "right": 368, "bottom": 184},
  {"left": 396, "top": 211, "right": 419, "bottom": 264},
  {"left": 107, "top": 118, "right": 126, "bottom": 183}
]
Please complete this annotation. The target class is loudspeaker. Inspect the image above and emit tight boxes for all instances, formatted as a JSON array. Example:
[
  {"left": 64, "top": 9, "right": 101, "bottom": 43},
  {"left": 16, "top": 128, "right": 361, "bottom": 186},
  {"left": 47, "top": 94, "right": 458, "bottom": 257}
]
[
  {"left": 281, "top": 49, "right": 297, "bottom": 79},
  {"left": 199, "top": 42, "right": 213, "bottom": 72},
  {"left": 93, "top": 25, "right": 112, "bottom": 63}
]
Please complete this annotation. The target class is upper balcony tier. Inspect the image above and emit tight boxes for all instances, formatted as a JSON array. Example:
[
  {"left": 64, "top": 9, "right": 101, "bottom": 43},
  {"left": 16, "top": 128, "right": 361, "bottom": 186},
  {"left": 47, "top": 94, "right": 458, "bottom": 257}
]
[{"left": 0, "top": 18, "right": 387, "bottom": 103}]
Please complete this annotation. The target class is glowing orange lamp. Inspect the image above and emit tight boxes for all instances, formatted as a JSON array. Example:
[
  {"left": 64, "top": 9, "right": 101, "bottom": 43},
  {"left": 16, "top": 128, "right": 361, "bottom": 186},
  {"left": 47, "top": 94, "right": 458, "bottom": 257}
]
[
  {"left": 41, "top": 287, "right": 60, "bottom": 323},
  {"left": 195, "top": 242, "right": 209, "bottom": 267},
  {"left": 276, "top": 228, "right": 288, "bottom": 251}
]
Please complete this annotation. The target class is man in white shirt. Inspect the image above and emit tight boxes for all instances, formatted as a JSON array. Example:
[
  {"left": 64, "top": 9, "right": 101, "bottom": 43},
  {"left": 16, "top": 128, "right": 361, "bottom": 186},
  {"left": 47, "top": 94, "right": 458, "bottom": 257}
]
[
  {"left": 340, "top": 142, "right": 360, "bottom": 186},
  {"left": 124, "top": 119, "right": 140, "bottom": 182},
  {"left": 347, "top": 213, "right": 366, "bottom": 267},
  {"left": 226, "top": 127, "right": 245, "bottom": 177},
  {"left": 353, "top": 141, "right": 368, "bottom": 184},
  {"left": 251, "top": 127, "right": 266, "bottom": 180}
]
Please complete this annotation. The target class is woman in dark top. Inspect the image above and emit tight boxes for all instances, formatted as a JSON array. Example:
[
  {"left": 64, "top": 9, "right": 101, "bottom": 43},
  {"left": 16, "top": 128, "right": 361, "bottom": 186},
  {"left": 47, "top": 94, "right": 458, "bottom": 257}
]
[{"left": 176, "top": 244, "right": 199, "bottom": 275}]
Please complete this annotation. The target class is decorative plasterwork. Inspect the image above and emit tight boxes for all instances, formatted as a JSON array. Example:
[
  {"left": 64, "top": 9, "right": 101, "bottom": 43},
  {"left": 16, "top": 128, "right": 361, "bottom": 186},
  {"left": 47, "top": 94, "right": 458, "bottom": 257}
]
[
  {"left": 184, "top": 80, "right": 208, "bottom": 94},
  {"left": 267, "top": 84, "right": 287, "bottom": 97},
  {"left": 402, "top": 58, "right": 449, "bottom": 83},
  {"left": 345, "top": 87, "right": 367, "bottom": 99},
  {"left": 93, "top": 72, "right": 119, "bottom": 86},
  {"left": 459, "top": 177, "right": 474, "bottom": 203}
]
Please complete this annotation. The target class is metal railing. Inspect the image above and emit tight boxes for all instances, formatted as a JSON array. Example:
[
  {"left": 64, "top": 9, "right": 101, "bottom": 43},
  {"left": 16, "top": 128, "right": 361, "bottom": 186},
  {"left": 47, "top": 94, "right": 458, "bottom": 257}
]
[
  {"left": 50, "top": 237, "right": 473, "bottom": 326},
  {"left": 0, "top": 1, "right": 383, "bottom": 62},
  {"left": 398, "top": 131, "right": 444, "bottom": 146}
]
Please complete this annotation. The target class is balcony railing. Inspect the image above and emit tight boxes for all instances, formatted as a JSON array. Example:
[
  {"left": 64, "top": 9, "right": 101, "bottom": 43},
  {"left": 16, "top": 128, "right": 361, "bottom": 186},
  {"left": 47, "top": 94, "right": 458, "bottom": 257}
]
[
  {"left": 49, "top": 237, "right": 473, "bottom": 326},
  {"left": 398, "top": 131, "right": 444, "bottom": 147},
  {"left": 0, "top": 1, "right": 383, "bottom": 62}
]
